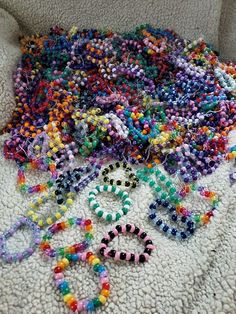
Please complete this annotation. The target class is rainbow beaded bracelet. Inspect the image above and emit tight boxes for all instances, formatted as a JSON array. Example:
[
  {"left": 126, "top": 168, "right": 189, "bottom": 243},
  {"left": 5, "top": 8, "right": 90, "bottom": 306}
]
[
  {"left": 88, "top": 185, "right": 132, "bottom": 222},
  {"left": 53, "top": 251, "right": 110, "bottom": 312},
  {"left": 99, "top": 224, "right": 155, "bottom": 263},
  {"left": 40, "top": 217, "right": 93, "bottom": 258},
  {"left": 0, "top": 217, "right": 41, "bottom": 263}
]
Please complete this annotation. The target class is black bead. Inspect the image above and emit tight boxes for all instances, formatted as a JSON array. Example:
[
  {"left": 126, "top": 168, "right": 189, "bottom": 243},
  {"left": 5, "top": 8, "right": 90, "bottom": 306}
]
[
  {"left": 131, "top": 182, "right": 137, "bottom": 188},
  {"left": 188, "top": 228, "right": 195, "bottom": 234},
  {"left": 109, "top": 164, "right": 114, "bottom": 170},
  {"left": 144, "top": 248, "right": 152, "bottom": 255},
  {"left": 55, "top": 190, "right": 62, "bottom": 195},
  {"left": 123, "top": 162, "right": 127, "bottom": 168},
  {"left": 108, "top": 250, "right": 116, "bottom": 257},
  {"left": 115, "top": 225, "right": 122, "bottom": 233},
  {"left": 115, "top": 162, "right": 120, "bottom": 168},
  {"left": 163, "top": 201, "right": 169, "bottom": 208},
  {"left": 145, "top": 239, "right": 153, "bottom": 246},
  {"left": 140, "top": 232, "right": 147, "bottom": 239},
  {"left": 163, "top": 225, "right": 169, "bottom": 232},
  {"left": 57, "top": 198, "right": 64, "bottom": 205},
  {"left": 130, "top": 253, "right": 135, "bottom": 262},
  {"left": 110, "top": 179, "right": 114, "bottom": 185},
  {"left": 125, "top": 181, "right": 130, "bottom": 187},
  {"left": 120, "top": 252, "right": 126, "bottom": 260},
  {"left": 117, "top": 180, "right": 122, "bottom": 186},
  {"left": 187, "top": 221, "right": 194, "bottom": 228},
  {"left": 126, "top": 224, "right": 131, "bottom": 232},
  {"left": 99, "top": 247, "right": 105, "bottom": 256},
  {"left": 101, "top": 238, "right": 109, "bottom": 245},
  {"left": 108, "top": 231, "right": 115, "bottom": 240},
  {"left": 156, "top": 219, "right": 162, "bottom": 226},
  {"left": 139, "top": 254, "right": 146, "bottom": 263},
  {"left": 180, "top": 232, "right": 187, "bottom": 239},
  {"left": 171, "top": 214, "right": 177, "bottom": 221},
  {"left": 181, "top": 216, "right": 187, "bottom": 223},
  {"left": 171, "top": 229, "right": 177, "bottom": 236},
  {"left": 133, "top": 226, "right": 140, "bottom": 235},
  {"left": 103, "top": 176, "right": 108, "bottom": 182}
]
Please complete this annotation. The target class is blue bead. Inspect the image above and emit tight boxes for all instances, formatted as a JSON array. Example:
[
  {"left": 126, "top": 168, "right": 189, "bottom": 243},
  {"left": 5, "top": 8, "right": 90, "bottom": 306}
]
[
  {"left": 163, "top": 225, "right": 169, "bottom": 232},
  {"left": 181, "top": 216, "right": 187, "bottom": 223},
  {"left": 86, "top": 301, "right": 95, "bottom": 311},
  {"left": 171, "top": 229, "right": 177, "bottom": 236},
  {"left": 180, "top": 232, "right": 187, "bottom": 239},
  {"left": 71, "top": 254, "right": 78, "bottom": 262},
  {"left": 98, "top": 265, "right": 106, "bottom": 273},
  {"left": 171, "top": 214, "right": 177, "bottom": 221},
  {"left": 156, "top": 219, "right": 162, "bottom": 226},
  {"left": 149, "top": 213, "right": 156, "bottom": 220}
]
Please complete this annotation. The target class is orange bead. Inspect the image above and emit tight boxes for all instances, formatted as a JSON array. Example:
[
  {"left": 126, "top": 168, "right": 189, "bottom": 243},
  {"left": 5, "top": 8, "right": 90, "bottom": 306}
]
[{"left": 101, "top": 289, "right": 110, "bottom": 297}]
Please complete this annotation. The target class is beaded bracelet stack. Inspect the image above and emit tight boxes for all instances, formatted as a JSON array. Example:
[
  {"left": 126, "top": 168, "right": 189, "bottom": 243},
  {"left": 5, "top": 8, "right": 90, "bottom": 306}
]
[{"left": 88, "top": 185, "right": 132, "bottom": 222}]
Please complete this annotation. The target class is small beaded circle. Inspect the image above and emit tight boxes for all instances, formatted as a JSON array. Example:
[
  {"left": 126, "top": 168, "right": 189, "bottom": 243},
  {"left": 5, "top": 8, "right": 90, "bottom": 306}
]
[
  {"left": 40, "top": 217, "right": 93, "bottom": 258},
  {"left": 98, "top": 224, "right": 155, "bottom": 263},
  {"left": 53, "top": 251, "right": 110, "bottom": 312},
  {"left": 17, "top": 158, "right": 57, "bottom": 194},
  {"left": 101, "top": 162, "right": 139, "bottom": 188},
  {"left": 88, "top": 185, "right": 132, "bottom": 222},
  {"left": 149, "top": 199, "right": 195, "bottom": 240},
  {"left": 25, "top": 191, "right": 75, "bottom": 228},
  {"left": 0, "top": 217, "right": 41, "bottom": 263}
]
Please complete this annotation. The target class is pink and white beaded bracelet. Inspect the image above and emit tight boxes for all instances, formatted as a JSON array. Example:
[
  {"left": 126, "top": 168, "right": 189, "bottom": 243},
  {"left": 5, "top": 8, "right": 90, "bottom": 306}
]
[{"left": 98, "top": 224, "right": 155, "bottom": 263}]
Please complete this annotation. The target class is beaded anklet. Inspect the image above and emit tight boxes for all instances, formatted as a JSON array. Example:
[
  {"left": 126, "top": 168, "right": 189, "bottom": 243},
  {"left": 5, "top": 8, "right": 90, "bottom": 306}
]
[
  {"left": 0, "top": 217, "right": 41, "bottom": 263},
  {"left": 99, "top": 224, "right": 154, "bottom": 263},
  {"left": 17, "top": 158, "right": 57, "bottom": 194},
  {"left": 26, "top": 191, "right": 75, "bottom": 228},
  {"left": 88, "top": 185, "right": 132, "bottom": 222},
  {"left": 101, "top": 162, "right": 139, "bottom": 188},
  {"left": 149, "top": 199, "right": 195, "bottom": 239},
  {"left": 40, "top": 217, "right": 93, "bottom": 258},
  {"left": 53, "top": 251, "right": 110, "bottom": 312}
]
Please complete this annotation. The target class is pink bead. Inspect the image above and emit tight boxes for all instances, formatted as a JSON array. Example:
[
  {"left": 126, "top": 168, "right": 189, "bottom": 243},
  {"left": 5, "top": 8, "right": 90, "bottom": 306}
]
[
  {"left": 143, "top": 253, "right": 149, "bottom": 261},
  {"left": 104, "top": 248, "right": 110, "bottom": 258},
  {"left": 80, "top": 252, "right": 87, "bottom": 261},
  {"left": 138, "top": 229, "right": 144, "bottom": 237},
  {"left": 112, "top": 228, "right": 119, "bottom": 236},
  {"left": 130, "top": 224, "right": 135, "bottom": 233},
  {"left": 114, "top": 251, "right": 120, "bottom": 261},
  {"left": 146, "top": 244, "right": 155, "bottom": 250},
  {"left": 143, "top": 235, "right": 151, "bottom": 242},
  {"left": 77, "top": 301, "right": 84, "bottom": 311},
  {"left": 100, "top": 277, "right": 109, "bottom": 284},
  {"left": 54, "top": 273, "right": 64, "bottom": 280},
  {"left": 99, "top": 243, "right": 107, "bottom": 249},
  {"left": 134, "top": 254, "right": 139, "bottom": 263},
  {"left": 121, "top": 225, "right": 126, "bottom": 233},
  {"left": 126, "top": 252, "right": 131, "bottom": 261}
]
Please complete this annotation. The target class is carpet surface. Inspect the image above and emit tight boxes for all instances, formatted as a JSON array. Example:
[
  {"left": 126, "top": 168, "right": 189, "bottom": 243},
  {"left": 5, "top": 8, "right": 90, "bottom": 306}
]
[{"left": 0, "top": 133, "right": 236, "bottom": 314}]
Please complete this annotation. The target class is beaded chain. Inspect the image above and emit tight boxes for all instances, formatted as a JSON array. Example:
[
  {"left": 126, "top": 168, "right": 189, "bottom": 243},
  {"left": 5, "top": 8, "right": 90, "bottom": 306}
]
[
  {"left": 40, "top": 218, "right": 93, "bottom": 258},
  {"left": 53, "top": 251, "right": 110, "bottom": 312},
  {"left": 88, "top": 185, "right": 132, "bottom": 222},
  {"left": 99, "top": 224, "right": 155, "bottom": 263}
]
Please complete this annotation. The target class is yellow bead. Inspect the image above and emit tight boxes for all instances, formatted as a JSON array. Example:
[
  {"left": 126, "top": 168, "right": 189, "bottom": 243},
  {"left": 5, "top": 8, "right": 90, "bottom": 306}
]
[
  {"left": 46, "top": 217, "right": 53, "bottom": 225},
  {"left": 49, "top": 142, "right": 54, "bottom": 148},
  {"left": 35, "top": 145, "right": 40, "bottom": 150},
  {"left": 38, "top": 220, "right": 44, "bottom": 227},
  {"left": 91, "top": 258, "right": 100, "bottom": 266},
  {"left": 27, "top": 210, "right": 34, "bottom": 216},
  {"left": 37, "top": 198, "right": 43, "bottom": 205},
  {"left": 60, "top": 205, "right": 68, "bottom": 212},
  {"left": 63, "top": 293, "right": 74, "bottom": 303},
  {"left": 47, "top": 152, "right": 52, "bottom": 158},
  {"left": 82, "top": 113, "right": 87, "bottom": 119},
  {"left": 32, "top": 214, "right": 38, "bottom": 222},
  {"left": 66, "top": 199, "right": 73, "bottom": 205},
  {"left": 104, "top": 119, "right": 109, "bottom": 124},
  {"left": 98, "top": 295, "right": 107, "bottom": 304},
  {"left": 61, "top": 258, "right": 69, "bottom": 267},
  {"left": 59, "top": 144, "right": 65, "bottom": 149},
  {"left": 55, "top": 212, "right": 62, "bottom": 219},
  {"left": 52, "top": 147, "right": 58, "bottom": 153}
]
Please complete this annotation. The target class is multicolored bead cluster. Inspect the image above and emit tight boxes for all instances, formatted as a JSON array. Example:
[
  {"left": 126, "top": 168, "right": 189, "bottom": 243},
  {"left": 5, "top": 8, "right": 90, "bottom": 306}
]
[{"left": 0, "top": 23, "right": 236, "bottom": 312}]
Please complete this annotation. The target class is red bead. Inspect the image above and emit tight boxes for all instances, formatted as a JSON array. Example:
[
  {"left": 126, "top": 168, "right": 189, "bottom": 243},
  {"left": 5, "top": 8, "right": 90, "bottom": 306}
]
[
  {"left": 102, "top": 283, "right": 110, "bottom": 290},
  {"left": 70, "top": 301, "right": 78, "bottom": 312},
  {"left": 86, "top": 252, "right": 93, "bottom": 259},
  {"left": 54, "top": 266, "right": 62, "bottom": 273},
  {"left": 85, "top": 219, "right": 91, "bottom": 226}
]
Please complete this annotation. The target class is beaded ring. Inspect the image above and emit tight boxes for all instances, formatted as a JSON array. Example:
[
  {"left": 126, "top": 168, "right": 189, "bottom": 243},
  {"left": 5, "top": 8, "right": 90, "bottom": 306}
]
[
  {"left": 101, "top": 162, "right": 139, "bottom": 188},
  {"left": 17, "top": 158, "right": 57, "bottom": 194},
  {"left": 99, "top": 224, "right": 154, "bottom": 263},
  {"left": 53, "top": 251, "right": 110, "bottom": 312},
  {"left": 40, "top": 217, "right": 93, "bottom": 258},
  {"left": 88, "top": 185, "right": 132, "bottom": 222},
  {"left": 149, "top": 199, "right": 195, "bottom": 240},
  {"left": 26, "top": 191, "right": 75, "bottom": 228},
  {"left": 0, "top": 217, "right": 41, "bottom": 263}
]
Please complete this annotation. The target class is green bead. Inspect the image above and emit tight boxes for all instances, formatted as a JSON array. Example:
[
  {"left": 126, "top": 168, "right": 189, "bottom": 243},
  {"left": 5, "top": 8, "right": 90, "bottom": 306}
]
[
  {"left": 93, "top": 298, "right": 102, "bottom": 308},
  {"left": 58, "top": 248, "right": 65, "bottom": 256},
  {"left": 104, "top": 185, "right": 108, "bottom": 191},
  {"left": 93, "top": 264, "right": 100, "bottom": 272},
  {"left": 89, "top": 197, "right": 95, "bottom": 202},
  {"left": 124, "top": 200, "right": 131, "bottom": 205},
  {"left": 155, "top": 186, "right": 162, "bottom": 193},
  {"left": 149, "top": 180, "right": 155, "bottom": 187},
  {"left": 165, "top": 181, "right": 172, "bottom": 187},
  {"left": 149, "top": 168, "right": 155, "bottom": 174},
  {"left": 159, "top": 175, "right": 166, "bottom": 181},
  {"left": 122, "top": 208, "right": 128, "bottom": 215},
  {"left": 111, "top": 186, "right": 116, "bottom": 192},
  {"left": 68, "top": 218, "right": 75, "bottom": 225},
  {"left": 97, "top": 211, "right": 103, "bottom": 218},
  {"left": 61, "top": 287, "right": 70, "bottom": 295},
  {"left": 169, "top": 187, "right": 177, "bottom": 195},
  {"left": 85, "top": 233, "right": 93, "bottom": 240},
  {"left": 106, "top": 214, "right": 112, "bottom": 221},
  {"left": 47, "top": 180, "right": 54, "bottom": 187},
  {"left": 118, "top": 191, "right": 124, "bottom": 197},
  {"left": 93, "top": 203, "right": 99, "bottom": 210},
  {"left": 65, "top": 253, "right": 72, "bottom": 260},
  {"left": 116, "top": 213, "right": 121, "bottom": 221},
  {"left": 194, "top": 215, "right": 201, "bottom": 223},
  {"left": 161, "top": 192, "right": 167, "bottom": 199},
  {"left": 155, "top": 170, "right": 161, "bottom": 176}
]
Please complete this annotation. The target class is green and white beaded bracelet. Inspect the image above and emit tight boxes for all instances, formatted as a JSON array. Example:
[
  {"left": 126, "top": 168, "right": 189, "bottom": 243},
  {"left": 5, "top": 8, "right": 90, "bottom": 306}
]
[{"left": 88, "top": 185, "right": 132, "bottom": 222}]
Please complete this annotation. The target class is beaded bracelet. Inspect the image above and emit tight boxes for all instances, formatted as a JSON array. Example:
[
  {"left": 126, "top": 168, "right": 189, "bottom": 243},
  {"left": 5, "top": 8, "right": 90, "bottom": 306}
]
[
  {"left": 101, "top": 162, "right": 139, "bottom": 188},
  {"left": 40, "top": 217, "right": 93, "bottom": 258},
  {"left": 0, "top": 217, "right": 41, "bottom": 263},
  {"left": 149, "top": 199, "right": 195, "bottom": 240},
  {"left": 88, "top": 185, "right": 132, "bottom": 222},
  {"left": 99, "top": 224, "right": 155, "bottom": 263},
  {"left": 17, "top": 158, "right": 57, "bottom": 194},
  {"left": 53, "top": 251, "right": 110, "bottom": 312},
  {"left": 26, "top": 191, "right": 75, "bottom": 228}
]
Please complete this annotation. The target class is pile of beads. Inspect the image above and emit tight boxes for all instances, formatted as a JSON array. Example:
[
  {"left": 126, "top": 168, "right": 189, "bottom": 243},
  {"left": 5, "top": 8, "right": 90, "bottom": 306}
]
[
  {"left": 3, "top": 24, "right": 236, "bottom": 184},
  {"left": 40, "top": 217, "right": 93, "bottom": 258},
  {"left": 88, "top": 185, "right": 132, "bottom": 222},
  {"left": 99, "top": 224, "right": 154, "bottom": 263},
  {"left": 53, "top": 251, "right": 110, "bottom": 312},
  {"left": 0, "top": 217, "right": 41, "bottom": 263},
  {"left": 101, "top": 161, "right": 139, "bottom": 188}
]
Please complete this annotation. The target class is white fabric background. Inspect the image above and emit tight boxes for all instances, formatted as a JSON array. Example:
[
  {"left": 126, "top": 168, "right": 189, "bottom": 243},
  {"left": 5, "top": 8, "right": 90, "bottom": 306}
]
[{"left": 0, "top": 1, "right": 236, "bottom": 313}]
